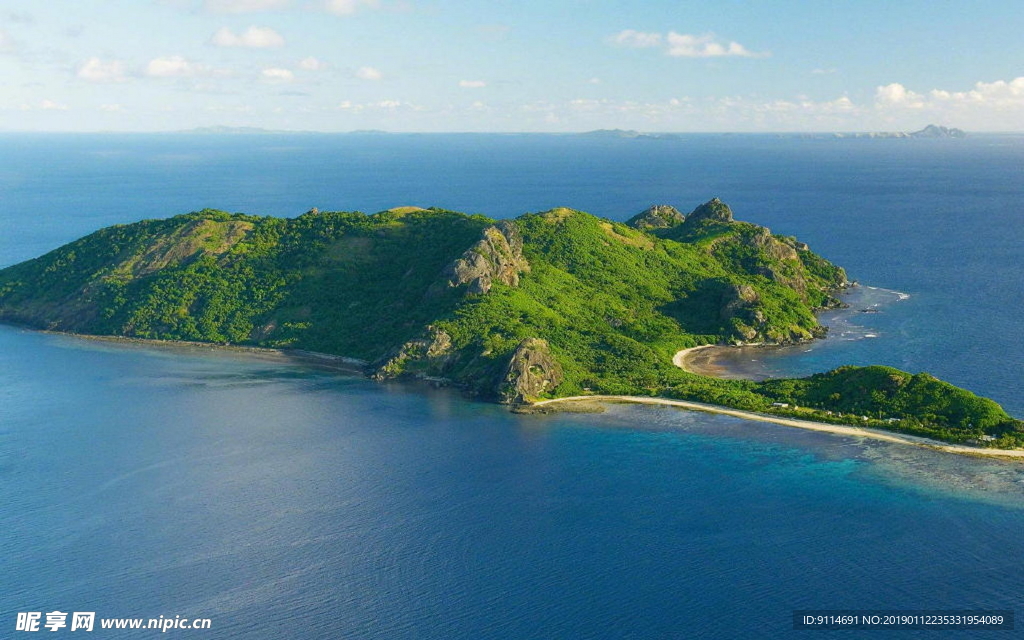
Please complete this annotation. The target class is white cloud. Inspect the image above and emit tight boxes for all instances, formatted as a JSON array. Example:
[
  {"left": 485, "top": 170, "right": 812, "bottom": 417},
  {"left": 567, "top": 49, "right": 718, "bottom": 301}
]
[
  {"left": 511, "top": 78, "right": 1024, "bottom": 131},
  {"left": 77, "top": 57, "right": 128, "bottom": 83},
  {"left": 324, "top": 0, "right": 378, "bottom": 16},
  {"left": 204, "top": 0, "right": 290, "bottom": 12},
  {"left": 928, "top": 77, "right": 1024, "bottom": 107},
  {"left": 812, "top": 67, "right": 838, "bottom": 75},
  {"left": 874, "top": 77, "right": 1024, "bottom": 125},
  {"left": 665, "top": 32, "right": 766, "bottom": 58},
  {"left": 875, "top": 82, "right": 925, "bottom": 108},
  {"left": 100, "top": 104, "right": 125, "bottom": 112},
  {"left": 356, "top": 66, "right": 381, "bottom": 80},
  {"left": 145, "top": 55, "right": 201, "bottom": 77},
  {"left": 588, "top": 77, "right": 601, "bottom": 85},
  {"left": 750, "top": 95, "right": 858, "bottom": 116},
  {"left": 40, "top": 99, "right": 68, "bottom": 111},
  {"left": 262, "top": 67, "right": 294, "bottom": 81},
  {"left": 236, "top": 75, "right": 1024, "bottom": 132},
  {"left": 299, "top": 56, "right": 326, "bottom": 70},
  {"left": 610, "top": 30, "right": 662, "bottom": 48},
  {"left": 608, "top": 30, "right": 767, "bottom": 59},
  {"left": 210, "top": 25, "right": 285, "bottom": 48},
  {"left": 459, "top": 80, "right": 486, "bottom": 88},
  {"left": 976, "top": 77, "right": 1024, "bottom": 96},
  {"left": 336, "top": 99, "right": 422, "bottom": 113}
]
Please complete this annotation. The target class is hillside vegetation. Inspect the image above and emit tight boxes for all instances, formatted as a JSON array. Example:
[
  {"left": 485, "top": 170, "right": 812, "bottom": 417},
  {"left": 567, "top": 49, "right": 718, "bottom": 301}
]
[{"left": 2, "top": 200, "right": 1019, "bottom": 446}]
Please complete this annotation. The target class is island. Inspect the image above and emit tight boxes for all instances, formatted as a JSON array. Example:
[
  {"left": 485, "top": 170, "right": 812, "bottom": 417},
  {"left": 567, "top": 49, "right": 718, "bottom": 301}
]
[
  {"left": 578, "top": 129, "right": 682, "bottom": 141},
  {"left": 831, "top": 124, "right": 967, "bottom": 139},
  {"left": 1, "top": 199, "right": 1020, "bottom": 449}
]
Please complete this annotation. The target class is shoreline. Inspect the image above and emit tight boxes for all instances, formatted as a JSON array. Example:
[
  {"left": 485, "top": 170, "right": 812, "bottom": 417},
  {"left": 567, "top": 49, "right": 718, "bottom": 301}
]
[
  {"left": 33, "top": 329, "right": 370, "bottom": 374},
  {"left": 531, "top": 395, "right": 1024, "bottom": 460},
  {"left": 671, "top": 284, "right": 903, "bottom": 381},
  {"left": 673, "top": 342, "right": 802, "bottom": 380},
  {"left": 673, "top": 344, "right": 743, "bottom": 378},
  {"left": 11, "top": 324, "right": 1021, "bottom": 459}
]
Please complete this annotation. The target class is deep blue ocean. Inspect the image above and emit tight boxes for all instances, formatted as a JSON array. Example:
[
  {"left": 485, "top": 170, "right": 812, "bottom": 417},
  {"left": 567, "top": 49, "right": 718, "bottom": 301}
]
[{"left": 2, "top": 133, "right": 1023, "bottom": 638}]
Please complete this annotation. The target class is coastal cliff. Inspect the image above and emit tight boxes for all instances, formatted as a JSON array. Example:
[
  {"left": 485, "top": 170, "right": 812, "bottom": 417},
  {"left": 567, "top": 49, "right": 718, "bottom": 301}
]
[{"left": 1, "top": 200, "right": 1019, "bottom": 445}]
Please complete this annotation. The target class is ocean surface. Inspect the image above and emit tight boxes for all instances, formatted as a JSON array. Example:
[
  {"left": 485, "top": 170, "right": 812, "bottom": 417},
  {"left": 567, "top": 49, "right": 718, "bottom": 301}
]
[{"left": 2, "top": 132, "right": 1023, "bottom": 638}]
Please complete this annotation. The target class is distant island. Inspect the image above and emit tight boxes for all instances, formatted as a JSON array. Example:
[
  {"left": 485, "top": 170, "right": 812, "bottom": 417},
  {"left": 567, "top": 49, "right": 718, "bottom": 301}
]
[
  {"left": 575, "top": 126, "right": 968, "bottom": 141},
  {"left": 578, "top": 129, "right": 682, "bottom": 140},
  {"left": 831, "top": 124, "right": 967, "bottom": 139},
  {"left": 1, "top": 199, "right": 1020, "bottom": 448},
  {"left": 182, "top": 126, "right": 296, "bottom": 135}
]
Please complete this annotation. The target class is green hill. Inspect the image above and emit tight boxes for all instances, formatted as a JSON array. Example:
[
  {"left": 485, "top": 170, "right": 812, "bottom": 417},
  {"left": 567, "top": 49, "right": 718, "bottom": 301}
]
[{"left": 1, "top": 200, "right": 1019, "bottom": 446}]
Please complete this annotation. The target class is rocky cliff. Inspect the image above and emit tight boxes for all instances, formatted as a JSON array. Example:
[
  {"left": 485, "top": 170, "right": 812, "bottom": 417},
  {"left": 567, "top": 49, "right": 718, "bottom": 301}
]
[
  {"left": 440, "top": 221, "right": 529, "bottom": 294},
  {"left": 498, "top": 338, "right": 563, "bottom": 404}
]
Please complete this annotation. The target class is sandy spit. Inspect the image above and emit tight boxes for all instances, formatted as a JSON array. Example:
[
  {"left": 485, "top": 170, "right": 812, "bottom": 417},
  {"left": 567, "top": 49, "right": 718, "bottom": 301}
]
[{"left": 531, "top": 395, "right": 1024, "bottom": 460}]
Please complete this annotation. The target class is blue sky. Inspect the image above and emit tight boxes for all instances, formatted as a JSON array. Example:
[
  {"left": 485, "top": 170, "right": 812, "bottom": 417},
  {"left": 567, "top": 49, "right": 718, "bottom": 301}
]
[{"left": 1, "top": 0, "right": 1022, "bottom": 132}]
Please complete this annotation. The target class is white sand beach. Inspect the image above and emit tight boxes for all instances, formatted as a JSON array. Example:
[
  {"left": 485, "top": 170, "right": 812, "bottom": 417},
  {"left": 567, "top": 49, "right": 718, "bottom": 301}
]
[{"left": 532, "top": 394, "right": 1024, "bottom": 459}]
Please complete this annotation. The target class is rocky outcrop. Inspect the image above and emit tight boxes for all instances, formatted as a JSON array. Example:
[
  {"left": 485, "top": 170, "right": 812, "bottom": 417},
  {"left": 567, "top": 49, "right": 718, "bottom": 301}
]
[
  {"left": 719, "top": 283, "right": 760, "bottom": 323},
  {"left": 686, "top": 198, "right": 734, "bottom": 224},
  {"left": 741, "top": 228, "right": 809, "bottom": 296},
  {"left": 717, "top": 283, "right": 761, "bottom": 341},
  {"left": 372, "top": 327, "right": 454, "bottom": 380},
  {"left": 129, "top": 218, "right": 253, "bottom": 277},
  {"left": 667, "top": 198, "right": 736, "bottom": 240},
  {"left": 625, "top": 204, "right": 685, "bottom": 230},
  {"left": 440, "top": 221, "right": 529, "bottom": 294},
  {"left": 716, "top": 281, "right": 825, "bottom": 344},
  {"left": 746, "top": 227, "right": 799, "bottom": 262},
  {"left": 498, "top": 338, "right": 563, "bottom": 404},
  {"left": 738, "top": 229, "right": 845, "bottom": 307}
]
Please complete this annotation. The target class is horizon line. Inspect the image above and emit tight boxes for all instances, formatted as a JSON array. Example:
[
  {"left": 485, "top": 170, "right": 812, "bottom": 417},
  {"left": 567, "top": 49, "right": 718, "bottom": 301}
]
[{"left": 0, "top": 127, "right": 1019, "bottom": 135}]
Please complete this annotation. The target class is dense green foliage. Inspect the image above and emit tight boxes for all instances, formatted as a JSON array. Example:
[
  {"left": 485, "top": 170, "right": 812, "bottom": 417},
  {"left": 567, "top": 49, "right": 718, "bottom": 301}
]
[
  {"left": 756, "top": 366, "right": 1023, "bottom": 445},
  {"left": 0, "top": 207, "right": 488, "bottom": 358},
  {"left": 1, "top": 200, "right": 1018, "bottom": 446}
]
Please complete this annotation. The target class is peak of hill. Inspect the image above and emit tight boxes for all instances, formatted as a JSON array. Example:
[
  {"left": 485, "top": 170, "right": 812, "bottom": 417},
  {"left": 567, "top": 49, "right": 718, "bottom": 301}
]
[
  {"left": 625, "top": 204, "right": 685, "bottom": 230},
  {"left": 682, "top": 197, "right": 734, "bottom": 224},
  {"left": 910, "top": 124, "right": 967, "bottom": 138},
  {"left": 1, "top": 200, "right": 1018, "bottom": 445}
]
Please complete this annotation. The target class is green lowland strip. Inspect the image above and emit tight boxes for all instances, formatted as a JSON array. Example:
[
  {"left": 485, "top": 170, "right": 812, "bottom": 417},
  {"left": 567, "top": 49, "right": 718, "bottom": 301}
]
[{"left": 1, "top": 199, "right": 1020, "bottom": 448}]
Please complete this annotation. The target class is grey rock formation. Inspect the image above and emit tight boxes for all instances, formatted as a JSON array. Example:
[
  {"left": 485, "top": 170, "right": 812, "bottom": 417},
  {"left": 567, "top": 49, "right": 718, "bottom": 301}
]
[
  {"left": 498, "top": 338, "right": 563, "bottom": 404},
  {"left": 686, "top": 198, "right": 734, "bottom": 224},
  {"left": 441, "top": 221, "right": 529, "bottom": 294},
  {"left": 719, "top": 283, "right": 760, "bottom": 322},
  {"left": 625, "top": 204, "right": 685, "bottom": 230},
  {"left": 372, "top": 327, "right": 454, "bottom": 380}
]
